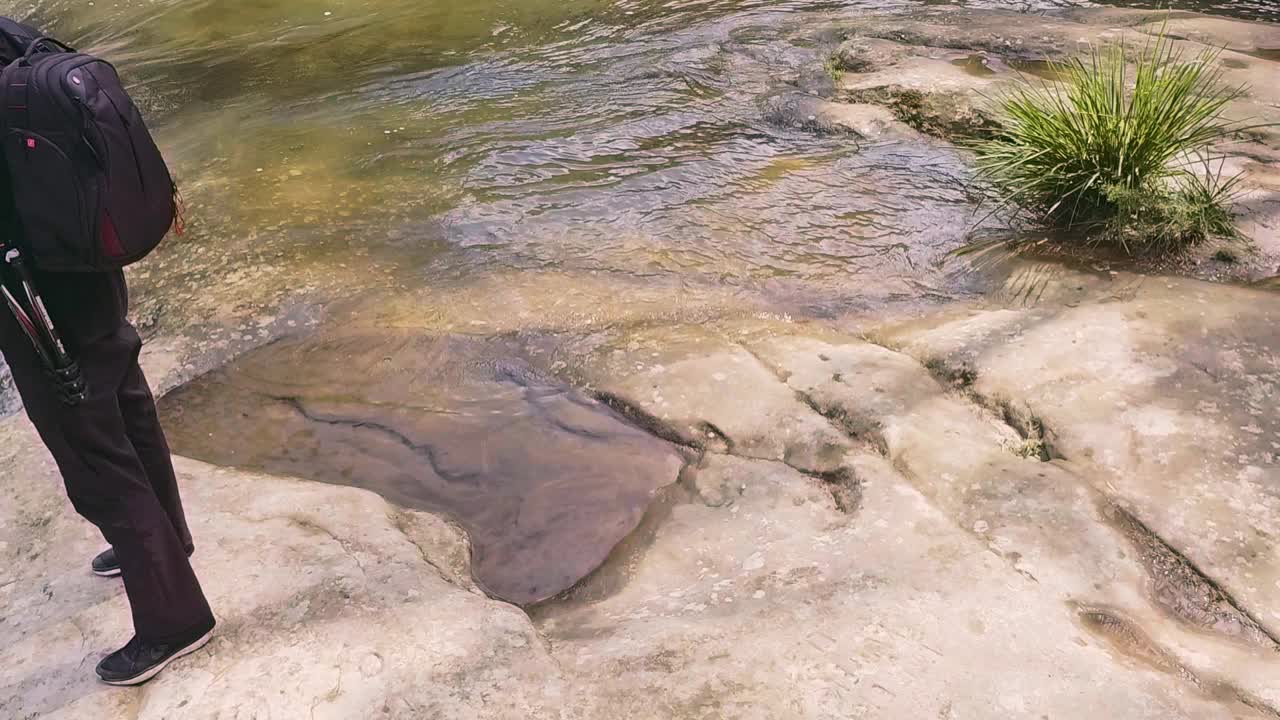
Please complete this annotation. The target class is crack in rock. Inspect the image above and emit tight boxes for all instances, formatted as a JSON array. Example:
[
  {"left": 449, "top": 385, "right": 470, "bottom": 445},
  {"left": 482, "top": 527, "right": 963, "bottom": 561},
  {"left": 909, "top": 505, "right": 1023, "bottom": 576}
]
[
  {"left": 923, "top": 356, "right": 978, "bottom": 389},
  {"left": 273, "top": 395, "right": 481, "bottom": 485},
  {"left": 592, "top": 373, "right": 863, "bottom": 516},
  {"left": 737, "top": 341, "right": 888, "bottom": 449},
  {"left": 590, "top": 390, "right": 701, "bottom": 449},
  {"left": 287, "top": 516, "right": 370, "bottom": 583},
  {"left": 790, "top": 386, "right": 882, "bottom": 440},
  {"left": 1103, "top": 502, "right": 1280, "bottom": 652},
  {"left": 1075, "top": 604, "right": 1280, "bottom": 718},
  {"left": 389, "top": 510, "right": 468, "bottom": 590},
  {"left": 881, "top": 342, "right": 1280, "bottom": 652},
  {"left": 759, "top": 336, "right": 1280, "bottom": 662},
  {"left": 917, "top": 354, "right": 1057, "bottom": 462},
  {"left": 695, "top": 421, "right": 734, "bottom": 454},
  {"left": 988, "top": 397, "right": 1056, "bottom": 462}
]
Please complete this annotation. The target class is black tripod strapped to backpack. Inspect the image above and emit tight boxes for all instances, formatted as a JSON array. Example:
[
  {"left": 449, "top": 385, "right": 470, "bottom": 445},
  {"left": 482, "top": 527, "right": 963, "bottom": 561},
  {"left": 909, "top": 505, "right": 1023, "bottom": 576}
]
[{"left": 0, "top": 241, "right": 86, "bottom": 405}]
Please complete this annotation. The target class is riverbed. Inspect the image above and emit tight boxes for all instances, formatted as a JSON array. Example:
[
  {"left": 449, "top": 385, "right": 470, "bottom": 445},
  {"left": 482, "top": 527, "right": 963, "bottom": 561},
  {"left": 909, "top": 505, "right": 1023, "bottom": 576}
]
[{"left": 1, "top": 0, "right": 1275, "bottom": 399}]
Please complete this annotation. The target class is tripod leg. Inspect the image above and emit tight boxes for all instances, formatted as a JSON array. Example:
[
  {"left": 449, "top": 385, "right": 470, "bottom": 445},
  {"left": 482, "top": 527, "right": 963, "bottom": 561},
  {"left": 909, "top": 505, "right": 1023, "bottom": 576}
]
[
  {"left": 2, "top": 250, "right": 87, "bottom": 405},
  {"left": 2, "top": 283, "right": 55, "bottom": 369}
]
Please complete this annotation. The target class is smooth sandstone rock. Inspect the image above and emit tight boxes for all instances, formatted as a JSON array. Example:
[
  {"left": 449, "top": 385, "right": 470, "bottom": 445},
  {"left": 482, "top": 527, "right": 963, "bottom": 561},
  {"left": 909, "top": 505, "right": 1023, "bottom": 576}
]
[
  {"left": 880, "top": 271, "right": 1280, "bottom": 646},
  {"left": 0, "top": 420, "right": 564, "bottom": 720},
  {"left": 6, "top": 261, "right": 1280, "bottom": 717},
  {"left": 544, "top": 453, "right": 1264, "bottom": 719}
]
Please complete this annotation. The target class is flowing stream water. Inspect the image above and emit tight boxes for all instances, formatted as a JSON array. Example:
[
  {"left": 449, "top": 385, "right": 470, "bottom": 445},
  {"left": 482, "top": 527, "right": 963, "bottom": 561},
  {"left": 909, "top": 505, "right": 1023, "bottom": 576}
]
[
  {"left": 10, "top": 0, "right": 1277, "bottom": 319},
  {"left": 17, "top": 0, "right": 1035, "bottom": 320}
]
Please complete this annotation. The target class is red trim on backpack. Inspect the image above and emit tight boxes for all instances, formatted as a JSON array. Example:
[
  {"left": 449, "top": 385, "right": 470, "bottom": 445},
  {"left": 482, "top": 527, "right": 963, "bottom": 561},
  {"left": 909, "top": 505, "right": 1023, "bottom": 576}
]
[{"left": 101, "top": 211, "right": 124, "bottom": 257}]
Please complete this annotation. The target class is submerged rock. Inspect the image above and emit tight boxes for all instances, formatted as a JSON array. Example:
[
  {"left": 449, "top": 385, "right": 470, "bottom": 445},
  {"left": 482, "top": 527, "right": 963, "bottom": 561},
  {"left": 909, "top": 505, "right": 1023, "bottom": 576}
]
[
  {"left": 829, "top": 37, "right": 903, "bottom": 74},
  {"left": 842, "top": 85, "right": 1000, "bottom": 140},
  {"left": 762, "top": 93, "right": 918, "bottom": 138},
  {"left": 159, "top": 330, "right": 685, "bottom": 606}
]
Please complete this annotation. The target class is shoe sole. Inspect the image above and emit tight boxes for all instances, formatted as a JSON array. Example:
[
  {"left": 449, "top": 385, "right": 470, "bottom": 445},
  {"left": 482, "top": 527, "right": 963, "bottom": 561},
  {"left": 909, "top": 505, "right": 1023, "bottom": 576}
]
[{"left": 99, "top": 630, "right": 214, "bottom": 687}]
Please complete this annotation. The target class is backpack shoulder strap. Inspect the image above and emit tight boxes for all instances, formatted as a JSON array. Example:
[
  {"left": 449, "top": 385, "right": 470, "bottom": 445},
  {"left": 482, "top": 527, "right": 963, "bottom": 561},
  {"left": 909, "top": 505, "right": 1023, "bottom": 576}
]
[
  {"left": 0, "top": 61, "right": 34, "bottom": 133},
  {"left": 0, "top": 18, "right": 40, "bottom": 62},
  {"left": 0, "top": 17, "right": 37, "bottom": 53}
]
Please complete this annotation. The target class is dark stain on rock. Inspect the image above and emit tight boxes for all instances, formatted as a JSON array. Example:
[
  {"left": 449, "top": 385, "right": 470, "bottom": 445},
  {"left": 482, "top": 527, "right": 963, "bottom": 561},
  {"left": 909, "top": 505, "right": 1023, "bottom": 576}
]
[
  {"left": 923, "top": 356, "right": 977, "bottom": 389},
  {"left": 161, "top": 330, "right": 686, "bottom": 606},
  {"left": 810, "top": 466, "right": 863, "bottom": 515}
]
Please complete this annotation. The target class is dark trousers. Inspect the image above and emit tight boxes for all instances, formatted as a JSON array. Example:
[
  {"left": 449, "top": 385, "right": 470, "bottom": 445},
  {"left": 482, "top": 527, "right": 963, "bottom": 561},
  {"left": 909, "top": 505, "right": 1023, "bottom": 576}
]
[{"left": 0, "top": 270, "right": 214, "bottom": 643}]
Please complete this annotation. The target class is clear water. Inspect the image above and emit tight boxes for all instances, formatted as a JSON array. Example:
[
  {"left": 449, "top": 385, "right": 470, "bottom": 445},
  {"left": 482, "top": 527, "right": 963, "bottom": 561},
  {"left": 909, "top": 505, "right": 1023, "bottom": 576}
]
[
  {"left": 3, "top": 0, "right": 1276, "bottom": 324},
  {"left": 0, "top": 0, "right": 999, "bottom": 324},
  {"left": 7, "top": 0, "right": 1270, "bottom": 327}
]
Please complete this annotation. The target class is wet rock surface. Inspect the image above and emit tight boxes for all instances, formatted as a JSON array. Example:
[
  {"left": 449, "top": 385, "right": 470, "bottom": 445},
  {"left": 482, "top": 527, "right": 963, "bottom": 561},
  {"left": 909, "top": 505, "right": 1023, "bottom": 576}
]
[{"left": 159, "top": 330, "right": 685, "bottom": 606}]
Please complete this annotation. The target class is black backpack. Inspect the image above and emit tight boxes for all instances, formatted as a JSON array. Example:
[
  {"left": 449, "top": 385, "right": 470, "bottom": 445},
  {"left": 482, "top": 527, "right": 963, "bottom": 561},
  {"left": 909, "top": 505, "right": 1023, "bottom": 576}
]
[{"left": 0, "top": 18, "right": 178, "bottom": 272}]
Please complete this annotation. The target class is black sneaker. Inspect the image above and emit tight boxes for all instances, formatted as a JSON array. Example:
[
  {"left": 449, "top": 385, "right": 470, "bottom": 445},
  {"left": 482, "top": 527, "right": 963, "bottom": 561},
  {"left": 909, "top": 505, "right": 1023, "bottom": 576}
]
[
  {"left": 92, "top": 546, "right": 194, "bottom": 578},
  {"left": 95, "top": 620, "right": 215, "bottom": 686},
  {"left": 91, "top": 548, "right": 123, "bottom": 577}
]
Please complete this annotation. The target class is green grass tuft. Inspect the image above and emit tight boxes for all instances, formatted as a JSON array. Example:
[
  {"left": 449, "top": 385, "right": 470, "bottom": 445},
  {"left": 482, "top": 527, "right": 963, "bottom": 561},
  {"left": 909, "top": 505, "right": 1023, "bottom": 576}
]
[
  {"left": 824, "top": 55, "right": 845, "bottom": 85},
  {"left": 972, "top": 28, "right": 1252, "bottom": 255}
]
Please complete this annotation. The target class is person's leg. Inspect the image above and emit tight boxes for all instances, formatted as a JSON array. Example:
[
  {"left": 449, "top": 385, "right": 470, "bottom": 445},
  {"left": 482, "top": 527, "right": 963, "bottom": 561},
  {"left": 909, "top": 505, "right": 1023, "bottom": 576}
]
[
  {"left": 0, "top": 313, "right": 213, "bottom": 645},
  {"left": 116, "top": 336, "right": 194, "bottom": 554}
]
